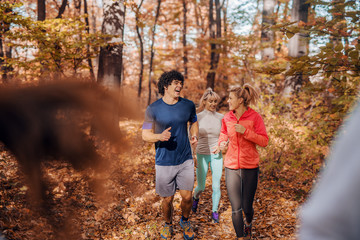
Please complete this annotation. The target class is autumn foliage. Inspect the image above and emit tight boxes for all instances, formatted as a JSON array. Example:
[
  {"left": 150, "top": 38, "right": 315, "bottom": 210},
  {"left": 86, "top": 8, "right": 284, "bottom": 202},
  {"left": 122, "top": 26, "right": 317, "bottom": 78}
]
[{"left": 0, "top": 0, "right": 359, "bottom": 239}]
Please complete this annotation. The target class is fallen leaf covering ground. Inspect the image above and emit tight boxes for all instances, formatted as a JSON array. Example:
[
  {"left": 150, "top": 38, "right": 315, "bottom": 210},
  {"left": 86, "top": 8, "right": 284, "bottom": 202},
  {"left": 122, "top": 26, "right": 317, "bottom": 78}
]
[{"left": 0, "top": 120, "right": 311, "bottom": 239}]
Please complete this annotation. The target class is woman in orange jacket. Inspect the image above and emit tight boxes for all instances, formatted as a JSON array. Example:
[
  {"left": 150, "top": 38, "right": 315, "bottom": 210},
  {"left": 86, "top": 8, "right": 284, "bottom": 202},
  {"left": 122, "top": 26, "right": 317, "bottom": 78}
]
[{"left": 213, "top": 83, "right": 268, "bottom": 239}]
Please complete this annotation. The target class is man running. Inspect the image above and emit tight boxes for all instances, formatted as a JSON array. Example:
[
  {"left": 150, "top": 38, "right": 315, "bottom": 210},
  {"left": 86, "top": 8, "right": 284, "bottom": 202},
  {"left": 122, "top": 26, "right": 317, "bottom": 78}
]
[{"left": 142, "top": 70, "right": 199, "bottom": 240}]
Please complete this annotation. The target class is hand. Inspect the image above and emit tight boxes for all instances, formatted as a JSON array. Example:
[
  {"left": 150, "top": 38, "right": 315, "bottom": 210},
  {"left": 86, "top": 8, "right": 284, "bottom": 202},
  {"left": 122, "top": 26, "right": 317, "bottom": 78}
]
[
  {"left": 190, "top": 136, "right": 198, "bottom": 149},
  {"left": 235, "top": 124, "right": 246, "bottom": 134},
  {"left": 212, "top": 141, "right": 227, "bottom": 154},
  {"left": 212, "top": 145, "right": 220, "bottom": 154},
  {"left": 219, "top": 141, "right": 227, "bottom": 151},
  {"left": 159, "top": 127, "right": 171, "bottom": 141}
]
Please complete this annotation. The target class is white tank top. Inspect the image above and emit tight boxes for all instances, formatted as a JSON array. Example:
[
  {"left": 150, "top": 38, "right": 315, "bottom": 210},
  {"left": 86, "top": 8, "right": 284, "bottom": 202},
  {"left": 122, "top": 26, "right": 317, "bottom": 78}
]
[{"left": 196, "top": 110, "right": 224, "bottom": 155}]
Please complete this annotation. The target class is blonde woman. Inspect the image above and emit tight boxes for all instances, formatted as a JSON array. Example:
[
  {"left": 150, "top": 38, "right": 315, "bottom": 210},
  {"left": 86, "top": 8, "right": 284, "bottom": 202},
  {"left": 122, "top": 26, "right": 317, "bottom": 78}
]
[
  {"left": 213, "top": 84, "right": 268, "bottom": 239},
  {"left": 192, "top": 88, "right": 224, "bottom": 223}
]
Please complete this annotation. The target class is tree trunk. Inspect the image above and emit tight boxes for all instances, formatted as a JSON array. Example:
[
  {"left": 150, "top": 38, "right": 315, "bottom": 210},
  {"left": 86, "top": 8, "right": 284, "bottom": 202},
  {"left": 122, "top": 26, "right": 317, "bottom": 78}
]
[
  {"left": 53, "top": 0, "right": 68, "bottom": 79},
  {"left": 136, "top": 0, "right": 145, "bottom": 97},
  {"left": 331, "top": 0, "right": 346, "bottom": 47},
  {"left": 38, "top": 0, "right": 46, "bottom": 21},
  {"left": 97, "top": 0, "right": 125, "bottom": 88},
  {"left": 288, "top": 0, "right": 310, "bottom": 57},
  {"left": 56, "top": 0, "right": 68, "bottom": 19},
  {"left": 84, "top": 0, "right": 95, "bottom": 81},
  {"left": 0, "top": 37, "right": 10, "bottom": 84},
  {"left": 284, "top": 0, "right": 310, "bottom": 95},
  {"left": 193, "top": 0, "right": 206, "bottom": 78},
  {"left": 97, "top": 0, "right": 125, "bottom": 126},
  {"left": 219, "top": 0, "right": 228, "bottom": 87},
  {"left": 147, "top": 0, "right": 162, "bottom": 105},
  {"left": 0, "top": 37, "right": 4, "bottom": 83},
  {"left": 206, "top": 0, "right": 221, "bottom": 90},
  {"left": 182, "top": 0, "right": 188, "bottom": 80},
  {"left": 261, "top": 0, "right": 276, "bottom": 60},
  {"left": 74, "top": 0, "right": 82, "bottom": 14},
  {"left": 1, "top": 6, "right": 12, "bottom": 83},
  {"left": 37, "top": 0, "right": 48, "bottom": 81}
]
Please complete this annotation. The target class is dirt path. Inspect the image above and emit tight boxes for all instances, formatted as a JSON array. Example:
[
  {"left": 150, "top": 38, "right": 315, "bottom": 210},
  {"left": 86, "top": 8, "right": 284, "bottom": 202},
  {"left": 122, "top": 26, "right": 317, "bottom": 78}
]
[
  {"left": 0, "top": 120, "right": 300, "bottom": 239},
  {"left": 100, "top": 121, "right": 300, "bottom": 239}
]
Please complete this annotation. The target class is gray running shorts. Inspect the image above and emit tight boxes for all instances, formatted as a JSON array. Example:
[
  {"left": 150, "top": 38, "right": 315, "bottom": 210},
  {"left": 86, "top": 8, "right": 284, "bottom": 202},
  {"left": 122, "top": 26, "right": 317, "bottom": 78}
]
[{"left": 155, "top": 159, "right": 194, "bottom": 197}]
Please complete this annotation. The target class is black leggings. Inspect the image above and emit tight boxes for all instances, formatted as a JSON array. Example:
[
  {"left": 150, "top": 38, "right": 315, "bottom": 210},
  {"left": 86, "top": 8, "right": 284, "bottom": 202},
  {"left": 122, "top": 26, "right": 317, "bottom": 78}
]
[{"left": 225, "top": 167, "right": 259, "bottom": 237}]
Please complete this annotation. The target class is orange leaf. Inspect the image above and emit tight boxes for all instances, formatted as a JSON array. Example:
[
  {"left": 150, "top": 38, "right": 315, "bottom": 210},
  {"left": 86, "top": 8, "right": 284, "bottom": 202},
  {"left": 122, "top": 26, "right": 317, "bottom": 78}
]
[{"left": 328, "top": 88, "right": 336, "bottom": 93}]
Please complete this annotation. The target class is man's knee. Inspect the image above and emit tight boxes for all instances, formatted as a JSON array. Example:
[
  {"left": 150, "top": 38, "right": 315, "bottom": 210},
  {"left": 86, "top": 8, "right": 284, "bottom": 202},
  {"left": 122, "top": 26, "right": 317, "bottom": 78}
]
[
  {"left": 162, "top": 195, "right": 174, "bottom": 205},
  {"left": 180, "top": 190, "right": 192, "bottom": 203},
  {"left": 182, "top": 195, "right": 192, "bottom": 204}
]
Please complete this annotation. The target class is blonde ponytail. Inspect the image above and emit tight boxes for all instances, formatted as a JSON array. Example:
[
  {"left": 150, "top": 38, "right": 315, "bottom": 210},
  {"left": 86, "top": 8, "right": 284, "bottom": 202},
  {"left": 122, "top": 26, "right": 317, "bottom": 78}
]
[{"left": 229, "top": 83, "right": 259, "bottom": 107}]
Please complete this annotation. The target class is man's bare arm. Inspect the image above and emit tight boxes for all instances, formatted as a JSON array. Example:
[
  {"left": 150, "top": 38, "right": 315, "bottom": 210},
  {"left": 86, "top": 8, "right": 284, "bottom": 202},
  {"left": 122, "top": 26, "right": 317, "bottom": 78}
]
[
  {"left": 189, "top": 121, "right": 199, "bottom": 147},
  {"left": 142, "top": 127, "right": 172, "bottom": 142}
]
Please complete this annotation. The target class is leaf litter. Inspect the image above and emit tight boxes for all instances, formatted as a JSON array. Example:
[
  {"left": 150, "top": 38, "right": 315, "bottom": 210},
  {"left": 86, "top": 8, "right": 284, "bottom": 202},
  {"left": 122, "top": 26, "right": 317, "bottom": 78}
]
[{"left": 0, "top": 120, "right": 305, "bottom": 239}]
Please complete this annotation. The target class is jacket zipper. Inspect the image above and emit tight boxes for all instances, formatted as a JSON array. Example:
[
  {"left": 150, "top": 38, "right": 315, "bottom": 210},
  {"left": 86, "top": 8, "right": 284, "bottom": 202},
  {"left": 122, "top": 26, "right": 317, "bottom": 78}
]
[{"left": 237, "top": 118, "right": 241, "bottom": 169}]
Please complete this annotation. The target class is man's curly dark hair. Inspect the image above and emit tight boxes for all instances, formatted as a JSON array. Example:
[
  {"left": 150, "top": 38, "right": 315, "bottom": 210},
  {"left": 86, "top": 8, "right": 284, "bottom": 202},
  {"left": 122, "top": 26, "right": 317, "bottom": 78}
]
[{"left": 157, "top": 70, "right": 184, "bottom": 96}]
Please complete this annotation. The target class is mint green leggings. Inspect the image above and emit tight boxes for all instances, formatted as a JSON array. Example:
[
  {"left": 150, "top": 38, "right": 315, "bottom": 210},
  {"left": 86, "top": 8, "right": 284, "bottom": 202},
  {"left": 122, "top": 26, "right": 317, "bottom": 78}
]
[{"left": 194, "top": 153, "right": 223, "bottom": 212}]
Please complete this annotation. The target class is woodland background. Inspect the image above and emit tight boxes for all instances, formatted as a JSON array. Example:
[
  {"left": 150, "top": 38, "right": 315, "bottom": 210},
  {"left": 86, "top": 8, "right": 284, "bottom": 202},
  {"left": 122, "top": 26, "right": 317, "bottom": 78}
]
[{"left": 0, "top": 0, "right": 359, "bottom": 239}]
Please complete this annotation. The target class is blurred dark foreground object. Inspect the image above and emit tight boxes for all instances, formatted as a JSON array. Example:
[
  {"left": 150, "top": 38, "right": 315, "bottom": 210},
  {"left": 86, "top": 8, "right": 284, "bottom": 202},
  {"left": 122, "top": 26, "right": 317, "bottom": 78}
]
[
  {"left": 299, "top": 101, "right": 360, "bottom": 239},
  {"left": 0, "top": 81, "right": 140, "bottom": 239}
]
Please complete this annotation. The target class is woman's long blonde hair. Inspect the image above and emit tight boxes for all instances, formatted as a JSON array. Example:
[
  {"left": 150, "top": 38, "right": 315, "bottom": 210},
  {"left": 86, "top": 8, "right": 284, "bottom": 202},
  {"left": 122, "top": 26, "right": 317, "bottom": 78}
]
[
  {"left": 197, "top": 88, "right": 220, "bottom": 112},
  {"left": 229, "top": 83, "right": 259, "bottom": 107}
]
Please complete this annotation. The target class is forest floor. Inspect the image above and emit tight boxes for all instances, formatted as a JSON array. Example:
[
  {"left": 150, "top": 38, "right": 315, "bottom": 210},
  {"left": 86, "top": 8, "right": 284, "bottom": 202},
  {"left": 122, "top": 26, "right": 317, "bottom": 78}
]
[{"left": 0, "top": 120, "right": 311, "bottom": 239}]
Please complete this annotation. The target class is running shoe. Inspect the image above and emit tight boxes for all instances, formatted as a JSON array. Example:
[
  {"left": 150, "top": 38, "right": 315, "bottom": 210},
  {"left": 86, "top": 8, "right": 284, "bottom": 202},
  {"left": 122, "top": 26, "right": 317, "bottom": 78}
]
[
  {"left": 211, "top": 211, "right": 219, "bottom": 223},
  {"left": 244, "top": 222, "right": 252, "bottom": 239},
  {"left": 191, "top": 197, "right": 199, "bottom": 213},
  {"left": 179, "top": 218, "right": 195, "bottom": 240},
  {"left": 160, "top": 223, "right": 173, "bottom": 239}
]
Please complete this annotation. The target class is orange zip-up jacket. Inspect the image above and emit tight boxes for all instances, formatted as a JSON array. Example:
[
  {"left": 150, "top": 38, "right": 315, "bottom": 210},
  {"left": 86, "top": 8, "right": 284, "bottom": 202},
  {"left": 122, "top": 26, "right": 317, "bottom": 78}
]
[{"left": 218, "top": 107, "right": 268, "bottom": 169}]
